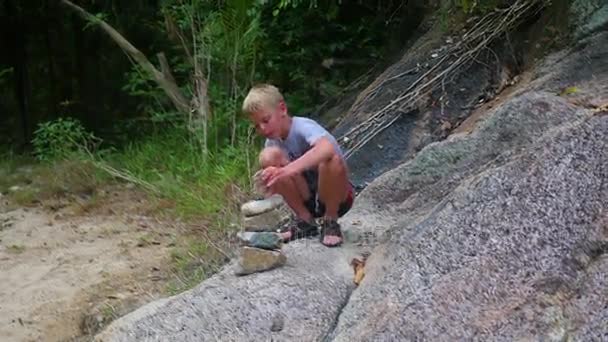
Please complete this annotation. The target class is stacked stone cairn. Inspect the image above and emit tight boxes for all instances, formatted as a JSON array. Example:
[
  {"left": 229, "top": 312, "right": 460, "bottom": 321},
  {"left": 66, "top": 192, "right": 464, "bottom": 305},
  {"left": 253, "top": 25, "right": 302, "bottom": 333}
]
[{"left": 234, "top": 194, "right": 291, "bottom": 276}]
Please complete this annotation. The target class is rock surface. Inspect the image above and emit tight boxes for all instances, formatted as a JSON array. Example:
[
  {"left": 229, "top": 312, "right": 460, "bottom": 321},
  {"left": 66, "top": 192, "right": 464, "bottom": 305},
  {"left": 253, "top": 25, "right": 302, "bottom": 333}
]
[
  {"left": 330, "top": 113, "right": 608, "bottom": 341},
  {"left": 339, "top": 91, "right": 588, "bottom": 243},
  {"left": 341, "top": 29, "right": 608, "bottom": 245},
  {"left": 570, "top": 0, "right": 608, "bottom": 39},
  {"left": 328, "top": 30, "right": 608, "bottom": 341},
  {"left": 332, "top": 8, "right": 523, "bottom": 187},
  {"left": 234, "top": 246, "right": 286, "bottom": 276},
  {"left": 95, "top": 242, "right": 359, "bottom": 342}
]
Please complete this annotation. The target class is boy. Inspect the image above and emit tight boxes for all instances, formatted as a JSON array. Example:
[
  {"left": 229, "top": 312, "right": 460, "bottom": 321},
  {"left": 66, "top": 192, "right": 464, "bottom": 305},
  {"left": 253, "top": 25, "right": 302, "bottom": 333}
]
[{"left": 242, "top": 84, "right": 354, "bottom": 247}]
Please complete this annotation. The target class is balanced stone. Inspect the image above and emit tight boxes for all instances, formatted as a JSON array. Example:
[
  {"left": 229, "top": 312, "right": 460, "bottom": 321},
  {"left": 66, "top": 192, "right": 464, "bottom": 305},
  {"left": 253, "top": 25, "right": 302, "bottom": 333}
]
[
  {"left": 241, "top": 194, "right": 284, "bottom": 217},
  {"left": 243, "top": 209, "right": 284, "bottom": 232},
  {"left": 235, "top": 247, "right": 286, "bottom": 276},
  {"left": 237, "top": 231, "right": 283, "bottom": 250}
]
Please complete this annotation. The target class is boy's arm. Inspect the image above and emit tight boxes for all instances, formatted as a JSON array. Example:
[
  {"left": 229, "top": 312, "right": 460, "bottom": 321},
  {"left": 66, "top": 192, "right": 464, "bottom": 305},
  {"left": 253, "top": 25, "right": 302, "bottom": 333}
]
[
  {"left": 263, "top": 137, "right": 336, "bottom": 187},
  {"left": 291, "top": 118, "right": 341, "bottom": 173},
  {"left": 263, "top": 119, "right": 340, "bottom": 187},
  {"left": 286, "top": 137, "right": 336, "bottom": 173}
]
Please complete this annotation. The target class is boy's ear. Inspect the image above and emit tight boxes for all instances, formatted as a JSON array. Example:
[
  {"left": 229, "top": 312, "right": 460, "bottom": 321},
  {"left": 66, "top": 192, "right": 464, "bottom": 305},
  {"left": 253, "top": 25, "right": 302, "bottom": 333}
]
[{"left": 278, "top": 100, "right": 287, "bottom": 115}]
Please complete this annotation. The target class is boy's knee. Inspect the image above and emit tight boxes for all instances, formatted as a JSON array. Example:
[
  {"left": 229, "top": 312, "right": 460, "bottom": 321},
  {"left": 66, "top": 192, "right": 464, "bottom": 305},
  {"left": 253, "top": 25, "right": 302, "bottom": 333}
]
[
  {"left": 319, "top": 154, "right": 344, "bottom": 172},
  {"left": 259, "top": 147, "right": 288, "bottom": 168}
]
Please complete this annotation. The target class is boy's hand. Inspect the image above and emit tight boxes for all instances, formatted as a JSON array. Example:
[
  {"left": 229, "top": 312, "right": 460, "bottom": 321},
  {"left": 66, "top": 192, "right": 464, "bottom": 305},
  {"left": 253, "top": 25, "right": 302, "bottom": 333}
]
[
  {"left": 260, "top": 167, "right": 278, "bottom": 185},
  {"left": 262, "top": 165, "right": 297, "bottom": 187},
  {"left": 253, "top": 169, "right": 269, "bottom": 195}
]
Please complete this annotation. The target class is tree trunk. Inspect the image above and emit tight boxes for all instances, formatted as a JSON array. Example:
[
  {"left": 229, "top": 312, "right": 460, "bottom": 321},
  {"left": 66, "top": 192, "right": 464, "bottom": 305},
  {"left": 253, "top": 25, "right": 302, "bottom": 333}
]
[
  {"left": 192, "top": 71, "right": 210, "bottom": 158},
  {"left": 5, "top": 0, "right": 31, "bottom": 145},
  {"left": 44, "top": 0, "right": 59, "bottom": 119},
  {"left": 72, "top": 8, "right": 85, "bottom": 112}
]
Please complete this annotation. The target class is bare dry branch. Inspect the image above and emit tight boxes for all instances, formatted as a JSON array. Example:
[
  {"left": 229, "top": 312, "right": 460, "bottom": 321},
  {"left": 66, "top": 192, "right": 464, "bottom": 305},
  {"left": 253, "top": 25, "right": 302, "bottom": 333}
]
[
  {"left": 157, "top": 52, "right": 179, "bottom": 90},
  {"left": 339, "top": 0, "right": 545, "bottom": 159}
]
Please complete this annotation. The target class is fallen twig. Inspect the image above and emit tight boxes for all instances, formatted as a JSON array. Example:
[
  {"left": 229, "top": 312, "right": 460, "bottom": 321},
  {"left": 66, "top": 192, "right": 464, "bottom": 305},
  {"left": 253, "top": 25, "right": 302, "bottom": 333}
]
[{"left": 339, "top": 0, "right": 545, "bottom": 160}]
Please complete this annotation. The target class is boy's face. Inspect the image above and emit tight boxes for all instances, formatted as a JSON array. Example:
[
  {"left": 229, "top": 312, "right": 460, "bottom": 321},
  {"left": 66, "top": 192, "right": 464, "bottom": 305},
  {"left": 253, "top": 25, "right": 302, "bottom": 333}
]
[{"left": 249, "top": 101, "right": 287, "bottom": 139}]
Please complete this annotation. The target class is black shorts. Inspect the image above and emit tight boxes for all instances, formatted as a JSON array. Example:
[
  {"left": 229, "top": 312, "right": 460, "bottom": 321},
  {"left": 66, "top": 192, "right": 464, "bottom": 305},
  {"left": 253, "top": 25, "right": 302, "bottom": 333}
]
[{"left": 302, "top": 170, "right": 354, "bottom": 218}]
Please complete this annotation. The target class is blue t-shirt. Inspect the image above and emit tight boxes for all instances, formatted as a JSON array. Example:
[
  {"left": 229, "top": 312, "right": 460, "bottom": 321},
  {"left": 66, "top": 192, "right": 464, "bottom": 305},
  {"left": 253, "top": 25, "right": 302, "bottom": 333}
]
[{"left": 264, "top": 116, "right": 343, "bottom": 163}]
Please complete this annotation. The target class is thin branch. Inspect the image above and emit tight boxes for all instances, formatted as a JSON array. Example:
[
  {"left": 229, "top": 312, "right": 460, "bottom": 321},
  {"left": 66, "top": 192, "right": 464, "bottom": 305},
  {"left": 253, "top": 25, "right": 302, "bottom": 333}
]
[
  {"left": 163, "top": 11, "right": 194, "bottom": 66},
  {"left": 93, "top": 160, "right": 161, "bottom": 195}
]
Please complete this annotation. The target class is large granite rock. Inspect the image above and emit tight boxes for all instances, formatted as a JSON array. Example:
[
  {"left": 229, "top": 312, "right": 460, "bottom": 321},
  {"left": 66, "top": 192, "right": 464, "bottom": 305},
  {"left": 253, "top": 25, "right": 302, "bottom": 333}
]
[
  {"left": 329, "top": 30, "right": 608, "bottom": 341},
  {"left": 95, "top": 242, "right": 360, "bottom": 341},
  {"left": 330, "top": 112, "right": 608, "bottom": 341},
  {"left": 570, "top": 0, "right": 608, "bottom": 39},
  {"left": 341, "top": 30, "right": 608, "bottom": 245},
  {"left": 339, "top": 91, "right": 588, "bottom": 244},
  {"left": 527, "top": 31, "right": 608, "bottom": 107}
]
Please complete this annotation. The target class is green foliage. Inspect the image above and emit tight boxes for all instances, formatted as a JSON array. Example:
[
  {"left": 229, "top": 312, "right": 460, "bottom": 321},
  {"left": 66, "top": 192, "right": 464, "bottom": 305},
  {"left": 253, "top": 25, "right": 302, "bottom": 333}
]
[
  {"left": 0, "top": 67, "right": 13, "bottom": 80},
  {"left": 110, "top": 125, "right": 256, "bottom": 218},
  {"left": 84, "top": 12, "right": 110, "bottom": 31},
  {"left": 156, "top": 0, "right": 406, "bottom": 116},
  {"left": 439, "top": 1, "right": 453, "bottom": 31},
  {"left": 121, "top": 65, "right": 168, "bottom": 114},
  {"left": 7, "top": 245, "right": 26, "bottom": 254},
  {"left": 98, "top": 110, "right": 256, "bottom": 293},
  {"left": 253, "top": 0, "right": 389, "bottom": 113},
  {"left": 200, "top": 0, "right": 262, "bottom": 71},
  {"left": 31, "top": 117, "right": 100, "bottom": 161},
  {"left": 198, "top": 0, "right": 264, "bottom": 124},
  {"left": 460, "top": 0, "right": 474, "bottom": 13},
  {"left": 272, "top": 0, "right": 321, "bottom": 15}
]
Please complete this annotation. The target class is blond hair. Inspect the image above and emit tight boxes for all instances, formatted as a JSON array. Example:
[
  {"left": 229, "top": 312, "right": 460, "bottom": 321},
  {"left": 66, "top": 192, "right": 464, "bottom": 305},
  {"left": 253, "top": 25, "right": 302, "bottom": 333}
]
[{"left": 242, "top": 84, "right": 284, "bottom": 115}]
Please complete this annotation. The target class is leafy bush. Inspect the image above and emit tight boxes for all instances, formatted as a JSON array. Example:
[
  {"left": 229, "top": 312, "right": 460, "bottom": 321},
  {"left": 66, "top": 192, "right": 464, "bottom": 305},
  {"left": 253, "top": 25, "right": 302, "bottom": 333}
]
[{"left": 31, "top": 117, "right": 101, "bottom": 161}]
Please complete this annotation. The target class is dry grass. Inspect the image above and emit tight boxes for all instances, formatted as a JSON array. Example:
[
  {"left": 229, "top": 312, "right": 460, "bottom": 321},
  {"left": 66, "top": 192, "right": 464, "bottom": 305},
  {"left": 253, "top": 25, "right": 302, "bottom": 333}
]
[{"left": 0, "top": 157, "right": 108, "bottom": 209}]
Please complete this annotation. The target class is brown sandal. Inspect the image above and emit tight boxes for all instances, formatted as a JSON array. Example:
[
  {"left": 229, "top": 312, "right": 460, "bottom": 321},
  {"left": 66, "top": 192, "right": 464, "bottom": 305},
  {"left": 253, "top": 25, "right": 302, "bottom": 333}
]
[
  {"left": 320, "top": 219, "right": 343, "bottom": 247},
  {"left": 278, "top": 218, "right": 319, "bottom": 242}
]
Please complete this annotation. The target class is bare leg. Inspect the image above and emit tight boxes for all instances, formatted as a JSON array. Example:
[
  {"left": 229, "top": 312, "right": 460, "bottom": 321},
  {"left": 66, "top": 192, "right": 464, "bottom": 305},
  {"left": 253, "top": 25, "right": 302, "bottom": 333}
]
[
  {"left": 269, "top": 175, "right": 313, "bottom": 222},
  {"left": 317, "top": 154, "right": 349, "bottom": 246},
  {"left": 258, "top": 148, "right": 315, "bottom": 239}
]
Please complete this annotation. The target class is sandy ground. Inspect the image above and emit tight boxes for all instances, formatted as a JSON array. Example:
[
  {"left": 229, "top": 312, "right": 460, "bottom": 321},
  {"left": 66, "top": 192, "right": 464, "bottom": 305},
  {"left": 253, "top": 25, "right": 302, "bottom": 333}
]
[{"left": 0, "top": 187, "right": 178, "bottom": 341}]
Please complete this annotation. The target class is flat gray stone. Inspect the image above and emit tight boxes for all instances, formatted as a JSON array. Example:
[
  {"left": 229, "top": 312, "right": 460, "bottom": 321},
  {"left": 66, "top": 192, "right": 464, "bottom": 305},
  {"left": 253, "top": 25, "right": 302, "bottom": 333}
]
[
  {"left": 241, "top": 195, "right": 284, "bottom": 217},
  {"left": 237, "top": 231, "right": 283, "bottom": 250},
  {"left": 242, "top": 208, "right": 284, "bottom": 232}
]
